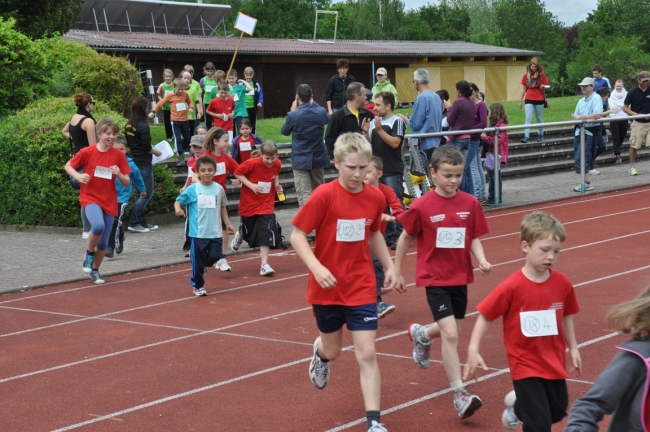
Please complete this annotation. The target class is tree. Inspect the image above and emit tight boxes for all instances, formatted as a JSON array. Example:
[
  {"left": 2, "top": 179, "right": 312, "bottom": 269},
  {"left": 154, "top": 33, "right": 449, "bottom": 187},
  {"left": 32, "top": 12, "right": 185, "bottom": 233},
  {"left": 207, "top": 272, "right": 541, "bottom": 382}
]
[
  {"left": 417, "top": 0, "right": 470, "bottom": 41},
  {"left": 583, "top": 0, "right": 650, "bottom": 53},
  {"left": 0, "top": 0, "right": 84, "bottom": 39},
  {"left": 452, "top": 0, "right": 504, "bottom": 46},
  {"left": 241, "top": 0, "right": 330, "bottom": 39}
]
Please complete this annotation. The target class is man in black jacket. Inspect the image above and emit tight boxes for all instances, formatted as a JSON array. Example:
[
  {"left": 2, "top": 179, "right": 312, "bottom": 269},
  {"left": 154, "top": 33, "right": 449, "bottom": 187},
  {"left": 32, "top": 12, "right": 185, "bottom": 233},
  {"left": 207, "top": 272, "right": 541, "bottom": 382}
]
[
  {"left": 324, "top": 82, "right": 375, "bottom": 159},
  {"left": 325, "top": 58, "right": 355, "bottom": 115}
]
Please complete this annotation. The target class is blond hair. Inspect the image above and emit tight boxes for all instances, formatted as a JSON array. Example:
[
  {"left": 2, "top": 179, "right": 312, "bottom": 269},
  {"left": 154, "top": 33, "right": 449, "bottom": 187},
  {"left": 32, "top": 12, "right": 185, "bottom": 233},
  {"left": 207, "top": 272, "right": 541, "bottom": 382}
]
[
  {"left": 607, "top": 284, "right": 650, "bottom": 339},
  {"left": 203, "top": 127, "right": 228, "bottom": 152},
  {"left": 520, "top": 212, "right": 566, "bottom": 244},
  {"left": 95, "top": 118, "right": 119, "bottom": 136},
  {"left": 260, "top": 140, "right": 278, "bottom": 156},
  {"left": 333, "top": 133, "right": 371, "bottom": 162},
  {"left": 215, "top": 70, "right": 226, "bottom": 82},
  {"left": 244, "top": 66, "right": 255, "bottom": 75}
]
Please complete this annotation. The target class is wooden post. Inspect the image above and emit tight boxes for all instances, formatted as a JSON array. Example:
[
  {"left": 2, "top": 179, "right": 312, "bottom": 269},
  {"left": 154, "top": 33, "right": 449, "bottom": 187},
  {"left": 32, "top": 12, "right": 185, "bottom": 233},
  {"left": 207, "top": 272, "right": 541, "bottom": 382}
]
[{"left": 226, "top": 31, "right": 245, "bottom": 78}]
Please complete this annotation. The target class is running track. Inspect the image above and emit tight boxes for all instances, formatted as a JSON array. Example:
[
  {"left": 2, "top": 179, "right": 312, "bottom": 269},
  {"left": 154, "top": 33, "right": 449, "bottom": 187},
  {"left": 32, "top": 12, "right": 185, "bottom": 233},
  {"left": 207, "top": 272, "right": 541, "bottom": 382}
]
[{"left": 2, "top": 186, "right": 650, "bottom": 431}]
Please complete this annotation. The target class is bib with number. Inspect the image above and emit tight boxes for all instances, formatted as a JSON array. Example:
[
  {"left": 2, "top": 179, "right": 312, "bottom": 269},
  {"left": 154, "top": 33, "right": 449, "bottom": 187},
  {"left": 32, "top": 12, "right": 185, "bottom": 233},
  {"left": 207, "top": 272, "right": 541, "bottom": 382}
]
[
  {"left": 215, "top": 162, "right": 226, "bottom": 175},
  {"left": 240, "top": 141, "right": 252, "bottom": 151},
  {"left": 233, "top": 94, "right": 239, "bottom": 102},
  {"left": 163, "top": 90, "right": 173, "bottom": 97},
  {"left": 436, "top": 227, "right": 466, "bottom": 248},
  {"left": 198, "top": 194, "right": 216, "bottom": 209},
  {"left": 187, "top": 167, "right": 194, "bottom": 177},
  {"left": 205, "top": 85, "right": 215, "bottom": 93},
  {"left": 520, "top": 309, "right": 558, "bottom": 337},
  {"left": 94, "top": 166, "right": 112, "bottom": 180},
  {"left": 336, "top": 218, "right": 366, "bottom": 242},
  {"left": 176, "top": 102, "right": 187, "bottom": 111},
  {"left": 258, "top": 181, "right": 272, "bottom": 194}
]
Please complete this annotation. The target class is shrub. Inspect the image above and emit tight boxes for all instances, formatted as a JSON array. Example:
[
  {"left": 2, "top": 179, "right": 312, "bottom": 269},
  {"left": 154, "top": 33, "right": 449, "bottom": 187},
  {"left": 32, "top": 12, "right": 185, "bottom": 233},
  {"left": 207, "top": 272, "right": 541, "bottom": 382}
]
[
  {"left": 0, "top": 97, "right": 178, "bottom": 227},
  {"left": 38, "top": 38, "right": 97, "bottom": 98}
]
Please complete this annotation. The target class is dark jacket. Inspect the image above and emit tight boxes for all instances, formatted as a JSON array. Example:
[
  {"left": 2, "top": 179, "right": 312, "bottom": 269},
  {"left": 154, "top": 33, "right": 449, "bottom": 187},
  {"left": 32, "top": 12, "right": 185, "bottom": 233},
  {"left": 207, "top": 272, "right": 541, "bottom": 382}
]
[
  {"left": 325, "top": 74, "right": 356, "bottom": 110},
  {"left": 232, "top": 133, "right": 263, "bottom": 163},
  {"left": 281, "top": 101, "right": 330, "bottom": 170},
  {"left": 324, "top": 104, "right": 374, "bottom": 159},
  {"left": 125, "top": 120, "right": 153, "bottom": 166}
]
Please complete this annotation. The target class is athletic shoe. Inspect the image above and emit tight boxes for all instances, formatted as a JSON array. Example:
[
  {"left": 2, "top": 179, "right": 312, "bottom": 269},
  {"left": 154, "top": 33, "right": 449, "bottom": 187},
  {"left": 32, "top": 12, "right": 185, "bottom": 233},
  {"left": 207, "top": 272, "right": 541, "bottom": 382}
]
[
  {"left": 615, "top": 156, "right": 623, "bottom": 165},
  {"left": 177, "top": 155, "right": 185, "bottom": 165},
  {"left": 183, "top": 250, "right": 190, "bottom": 257},
  {"left": 520, "top": 137, "right": 529, "bottom": 143},
  {"left": 215, "top": 258, "right": 231, "bottom": 271},
  {"left": 82, "top": 252, "right": 94, "bottom": 274},
  {"left": 536, "top": 136, "right": 544, "bottom": 142},
  {"left": 89, "top": 270, "right": 105, "bottom": 284},
  {"left": 116, "top": 243, "right": 123, "bottom": 254},
  {"left": 390, "top": 242, "right": 397, "bottom": 250},
  {"left": 230, "top": 230, "right": 243, "bottom": 252},
  {"left": 454, "top": 388, "right": 483, "bottom": 419},
  {"left": 377, "top": 302, "right": 396, "bottom": 319},
  {"left": 630, "top": 166, "right": 638, "bottom": 176},
  {"left": 260, "top": 263, "right": 275, "bottom": 276},
  {"left": 203, "top": 266, "right": 208, "bottom": 276},
  {"left": 143, "top": 223, "right": 159, "bottom": 231},
  {"left": 407, "top": 323, "right": 431, "bottom": 369},
  {"left": 573, "top": 182, "right": 593, "bottom": 192},
  {"left": 367, "top": 420, "right": 388, "bottom": 432},
  {"left": 82, "top": 231, "right": 89, "bottom": 240},
  {"left": 105, "top": 247, "right": 114, "bottom": 258},
  {"left": 127, "top": 224, "right": 150, "bottom": 233},
  {"left": 502, "top": 390, "right": 522, "bottom": 430},
  {"left": 193, "top": 287, "right": 208, "bottom": 296},
  {"left": 588, "top": 168, "right": 600, "bottom": 175},
  {"left": 309, "top": 337, "right": 330, "bottom": 389}
]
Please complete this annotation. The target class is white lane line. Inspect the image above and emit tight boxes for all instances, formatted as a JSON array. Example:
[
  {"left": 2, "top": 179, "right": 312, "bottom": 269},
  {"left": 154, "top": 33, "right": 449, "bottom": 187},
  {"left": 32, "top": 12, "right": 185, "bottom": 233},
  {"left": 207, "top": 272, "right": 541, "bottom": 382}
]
[{"left": 567, "top": 379, "right": 596, "bottom": 385}]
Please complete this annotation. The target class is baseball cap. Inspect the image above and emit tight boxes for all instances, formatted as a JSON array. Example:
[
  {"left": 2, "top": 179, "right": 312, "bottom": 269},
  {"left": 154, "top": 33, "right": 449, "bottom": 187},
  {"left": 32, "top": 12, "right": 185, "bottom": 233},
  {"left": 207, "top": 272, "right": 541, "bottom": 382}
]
[
  {"left": 189, "top": 135, "right": 204, "bottom": 147},
  {"left": 376, "top": 67, "right": 387, "bottom": 76},
  {"left": 638, "top": 71, "right": 650, "bottom": 81},
  {"left": 365, "top": 88, "right": 373, "bottom": 99},
  {"left": 578, "top": 77, "right": 595, "bottom": 86}
]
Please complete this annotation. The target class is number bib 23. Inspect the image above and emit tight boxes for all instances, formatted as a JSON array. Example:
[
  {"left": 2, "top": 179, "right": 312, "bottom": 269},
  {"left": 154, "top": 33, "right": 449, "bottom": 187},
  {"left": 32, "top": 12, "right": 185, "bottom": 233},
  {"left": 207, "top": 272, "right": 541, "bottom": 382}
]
[
  {"left": 336, "top": 218, "right": 365, "bottom": 242},
  {"left": 520, "top": 309, "right": 558, "bottom": 337},
  {"left": 436, "top": 227, "right": 466, "bottom": 248}
]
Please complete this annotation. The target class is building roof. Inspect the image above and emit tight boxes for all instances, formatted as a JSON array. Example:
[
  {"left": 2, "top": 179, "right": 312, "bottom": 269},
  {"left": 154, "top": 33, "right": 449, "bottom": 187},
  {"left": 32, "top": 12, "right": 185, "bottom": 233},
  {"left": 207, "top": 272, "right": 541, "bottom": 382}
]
[{"left": 63, "top": 29, "right": 542, "bottom": 57}]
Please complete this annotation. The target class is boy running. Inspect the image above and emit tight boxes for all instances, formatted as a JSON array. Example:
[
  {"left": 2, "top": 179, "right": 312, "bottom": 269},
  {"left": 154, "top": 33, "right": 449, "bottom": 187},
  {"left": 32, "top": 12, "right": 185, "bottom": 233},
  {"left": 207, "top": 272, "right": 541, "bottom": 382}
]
[
  {"left": 290, "top": 133, "right": 396, "bottom": 432},
  {"left": 394, "top": 145, "right": 491, "bottom": 419}
]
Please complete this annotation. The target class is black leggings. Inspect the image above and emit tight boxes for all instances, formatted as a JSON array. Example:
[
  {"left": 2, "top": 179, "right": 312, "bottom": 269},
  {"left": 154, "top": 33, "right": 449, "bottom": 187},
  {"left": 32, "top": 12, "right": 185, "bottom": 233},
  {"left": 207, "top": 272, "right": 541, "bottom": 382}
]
[{"left": 610, "top": 119, "right": 629, "bottom": 156}]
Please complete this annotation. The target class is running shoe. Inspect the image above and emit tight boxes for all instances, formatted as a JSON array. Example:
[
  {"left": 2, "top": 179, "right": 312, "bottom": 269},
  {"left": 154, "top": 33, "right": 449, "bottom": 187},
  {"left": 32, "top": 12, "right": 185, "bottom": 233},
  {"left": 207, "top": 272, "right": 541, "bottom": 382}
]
[
  {"left": 82, "top": 252, "right": 94, "bottom": 274},
  {"left": 309, "top": 337, "right": 330, "bottom": 389},
  {"left": 454, "top": 388, "right": 483, "bottom": 419},
  {"left": 573, "top": 182, "right": 593, "bottom": 192},
  {"left": 502, "top": 390, "right": 522, "bottom": 429},
  {"left": 183, "top": 250, "right": 190, "bottom": 257},
  {"left": 377, "top": 302, "right": 396, "bottom": 319},
  {"left": 105, "top": 247, "right": 114, "bottom": 259},
  {"left": 82, "top": 231, "right": 89, "bottom": 240},
  {"left": 630, "top": 166, "right": 638, "bottom": 176},
  {"left": 520, "top": 137, "right": 529, "bottom": 143},
  {"left": 408, "top": 323, "right": 431, "bottom": 369},
  {"left": 588, "top": 169, "right": 600, "bottom": 175},
  {"left": 367, "top": 421, "right": 388, "bottom": 432},
  {"left": 127, "top": 224, "right": 150, "bottom": 233},
  {"left": 143, "top": 223, "right": 159, "bottom": 231},
  {"left": 215, "top": 258, "right": 231, "bottom": 271},
  {"left": 89, "top": 270, "right": 105, "bottom": 284},
  {"left": 193, "top": 287, "right": 207, "bottom": 296},
  {"left": 615, "top": 156, "right": 623, "bottom": 165},
  {"left": 116, "top": 243, "right": 123, "bottom": 254},
  {"left": 230, "top": 230, "right": 243, "bottom": 252},
  {"left": 260, "top": 263, "right": 275, "bottom": 276}
]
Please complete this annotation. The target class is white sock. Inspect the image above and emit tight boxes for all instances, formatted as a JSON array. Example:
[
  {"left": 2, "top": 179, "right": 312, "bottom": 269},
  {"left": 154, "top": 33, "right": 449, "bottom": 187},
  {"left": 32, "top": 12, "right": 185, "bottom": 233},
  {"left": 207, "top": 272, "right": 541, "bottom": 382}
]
[
  {"left": 451, "top": 380, "right": 464, "bottom": 393},
  {"left": 419, "top": 326, "right": 432, "bottom": 343}
]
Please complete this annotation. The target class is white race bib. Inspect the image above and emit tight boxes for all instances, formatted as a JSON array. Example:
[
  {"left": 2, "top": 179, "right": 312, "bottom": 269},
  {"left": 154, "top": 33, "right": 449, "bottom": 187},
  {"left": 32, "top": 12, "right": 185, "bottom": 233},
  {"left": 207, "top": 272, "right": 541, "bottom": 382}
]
[
  {"left": 520, "top": 310, "right": 558, "bottom": 337},
  {"left": 205, "top": 85, "right": 215, "bottom": 93},
  {"left": 215, "top": 162, "right": 226, "bottom": 175},
  {"left": 176, "top": 102, "right": 187, "bottom": 111},
  {"left": 187, "top": 167, "right": 194, "bottom": 177},
  {"left": 233, "top": 94, "right": 239, "bottom": 102},
  {"left": 94, "top": 166, "right": 112, "bottom": 179},
  {"left": 436, "top": 227, "right": 466, "bottom": 248},
  {"left": 222, "top": 114, "right": 229, "bottom": 121},
  {"left": 258, "top": 181, "right": 272, "bottom": 194},
  {"left": 198, "top": 195, "right": 216, "bottom": 209},
  {"left": 240, "top": 141, "right": 252, "bottom": 151},
  {"left": 163, "top": 90, "right": 173, "bottom": 97},
  {"left": 336, "top": 218, "right": 366, "bottom": 242}
]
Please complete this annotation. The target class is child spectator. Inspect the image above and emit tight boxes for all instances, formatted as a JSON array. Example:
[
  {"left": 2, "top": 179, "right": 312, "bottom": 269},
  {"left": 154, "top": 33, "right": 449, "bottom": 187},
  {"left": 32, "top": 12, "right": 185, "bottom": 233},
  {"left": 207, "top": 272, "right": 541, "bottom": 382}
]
[
  {"left": 565, "top": 283, "right": 650, "bottom": 432},
  {"left": 65, "top": 118, "right": 131, "bottom": 284},
  {"left": 200, "top": 62, "right": 217, "bottom": 129},
  {"left": 227, "top": 69, "right": 253, "bottom": 134},
  {"left": 394, "top": 145, "right": 491, "bottom": 420},
  {"left": 480, "top": 102, "right": 509, "bottom": 206},
  {"left": 232, "top": 118, "right": 262, "bottom": 163},
  {"left": 207, "top": 82, "right": 235, "bottom": 143},
  {"left": 202, "top": 127, "right": 240, "bottom": 270},
  {"left": 290, "top": 132, "right": 396, "bottom": 432},
  {"left": 463, "top": 211, "right": 581, "bottom": 431},
  {"left": 181, "top": 135, "right": 208, "bottom": 257},
  {"left": 364, "top": 156, "right": 403, "bottom": 318},
  {"left": 231, "top": 140, "right": 283, "bottom": 276},
  {"left": 183, "top": 64, "right": 202, "bottom": 116},
  {"left": 182, "top": 71, "right": 203, "bottom": 136},
  {"left": 156, "top": 69, "right": 174, "bottom": 141},
  {"left": 174, "top": 156, "right": 234, "bottom": 296},
  {"left": 106, "top": 136, "right": 146, "bottom": 258},
  {"left": 194, "top": 124, "right": 208, "bottom": 136},
  {"left": 243, "top": 67, "right": 264, "bottom": 134},
  {"left": 149, "top": 77, "right": 193, "bottom": 165}
]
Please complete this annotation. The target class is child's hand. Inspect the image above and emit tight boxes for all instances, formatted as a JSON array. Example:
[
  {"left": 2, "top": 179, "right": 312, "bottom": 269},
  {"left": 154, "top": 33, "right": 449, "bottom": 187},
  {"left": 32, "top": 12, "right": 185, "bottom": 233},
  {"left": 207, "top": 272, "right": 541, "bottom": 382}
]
[
  {"left": 478, "top": 261, "right": 491, "bottom": 275},
  {"left": 175, "top": 208, "right": 186, "bottom": 218},
  {"left": 230, "top": 179, "right": 240, "bottom": 186},
  {"left": 463, "top": 351, "right": 488, "bottom": 380},
  {"left": 381, "top": 268, "right": 397, "bottom": 292},
  {"left": 139, "top": 192, "right": 147, "bottom": 198},
  {"left": 275, "top": 184, "right": 283, "bottom": 193},
  {"left": 77, "top": 173, "right": 91, "bottom": 184},
  {"left": 480, "top": 133, "right": 486, "bottom": 139},
  {"left": 228, "top": 113, "right": 234, "bottom": 119},
  {"left": 189, "top": 107, "right": 194, "bottom": 113},
  {"left": 394, "top": 275, "right": 407, "bottom": 293},
  {"left": 179, "top": 186, "right": 186, "bottom": 193},
  {"left": 313, "top": 264, "right": 337, "bottom": 289},
  {"left": 381, "top": 214, "right": 395, "bottom": 223},
  {"left": 148, "top": 112, "right": 155, "bottom": 118},
  {"left": 225, "top": 224, "right": 235, "bottom": 235},
  {"left": 110, "top": 165, "right": 121, "bottom": 176},
  {"left": 568, "top": 348, "right": 582, "bottom": 377},
  {"left": 248, "top": 182, "right": 262, "bottom": 194}
]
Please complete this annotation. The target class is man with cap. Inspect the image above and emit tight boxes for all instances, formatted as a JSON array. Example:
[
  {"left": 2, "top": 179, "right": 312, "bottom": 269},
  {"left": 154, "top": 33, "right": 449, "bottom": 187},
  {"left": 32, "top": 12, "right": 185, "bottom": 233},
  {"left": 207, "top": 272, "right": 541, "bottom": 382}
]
[
  {"left": 372, "top": 68, "right": 398, "bottom": 105},
  {"left": 571, "top": 77, "right": 603, "bottom": 192},
  {"left": 623, "top": 71, "right": 650, "bottom": 175}
]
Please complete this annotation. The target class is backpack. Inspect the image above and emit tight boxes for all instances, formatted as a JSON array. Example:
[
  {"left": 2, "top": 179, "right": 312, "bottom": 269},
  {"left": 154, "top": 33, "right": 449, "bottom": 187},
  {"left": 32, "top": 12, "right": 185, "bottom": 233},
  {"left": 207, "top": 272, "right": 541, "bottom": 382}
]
[{"left": 267, "top": 215, "right": 287, "bottom": 250}]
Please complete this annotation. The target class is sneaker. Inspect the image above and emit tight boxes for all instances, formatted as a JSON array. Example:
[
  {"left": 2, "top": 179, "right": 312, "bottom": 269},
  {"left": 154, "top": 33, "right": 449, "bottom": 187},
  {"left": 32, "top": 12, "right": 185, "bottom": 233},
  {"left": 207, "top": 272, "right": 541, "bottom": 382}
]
[
  {"left": 89, "top": 269, "right": 105, "bottom": 284},
  {"left": 203, "top": 266, "right": 208, "bottom": 276},
  {"left": 143, "top": 223, "right": 159, "bottom": 231},
  {"left": 183, "top": 250, "right": 190, "bottom": 258},
  {"left": 588, "top": 168, "right": 600, "bottom": 175},
  {"left": 105, "top": 247, "right": 114, "bottom": 258},
  {"left": 127, "top": 224, "right": 150, "bottom": 233},
  {"left": 378, "top": 302, "right": 396, "bottom": 319},
  {"left": 260, "top": 263, "right": 275, "bottom": 276},
  {"left": 502, "top": 390, "right": 522, "bottom": 430},
  {"left": 390, "top": 242, "right": 397, "bottom": 250},
  {"left": 215, "top": 258, "right": 231, "bottom": 271},
  {"left": 454, "top": 388, "right": 483, "bottom": 419},
  {"left": 573, "top": 182, "right": 593, "bottom": 192},
  {"left": 308, "top": 337, "right": 330, "bottom": 389},
  {"left": 82, "top": 252, "right": 94, "bottom": 274},
  {"left": 615, "top": 156, "right": 623, "bottom": 165},
  {"left": 193, "top": 287, "right": 208, "bottom": 296},
  {"left": 367, "top": 420, "right": 388, "bottom": 432},
  {"left": 177, "top": 155, "right": 185, "bottom": 165},
  {"left": 536, "top": 136, "right": 544, "bottom": 142},
  {"left": 116, "top": 243, "right": 123, "bottom": 254},
  {"left": 230, "top": 230, "right": 243, "bottom": 252},
  {"left": 630, "top": 166, "right": 638, "bottom": 176},
  {"left": 82, "top": 231, "right": 89, "bottom": 240},
  {"left": 520, "top": 137, "right": 529, "bottom": 143},
  {"left": 407, "top": 323, "right": 431, "bottom": 369}
]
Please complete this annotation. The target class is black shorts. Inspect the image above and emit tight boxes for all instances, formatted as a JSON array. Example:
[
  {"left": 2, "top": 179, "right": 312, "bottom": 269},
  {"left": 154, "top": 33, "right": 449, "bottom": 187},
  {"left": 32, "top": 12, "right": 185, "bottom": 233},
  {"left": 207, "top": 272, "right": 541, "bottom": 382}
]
[
  {"left": 240, "top": 214, "right": 276, "bottom": 248},
  {"left": 425, "top": 285, "right": 468, "bottom": 321},
  {"left": 312, "top": 304, "right": 378, "bottom": 332},
  {"left": 513, "top": 378, "right": 568, "bottom": 431}
]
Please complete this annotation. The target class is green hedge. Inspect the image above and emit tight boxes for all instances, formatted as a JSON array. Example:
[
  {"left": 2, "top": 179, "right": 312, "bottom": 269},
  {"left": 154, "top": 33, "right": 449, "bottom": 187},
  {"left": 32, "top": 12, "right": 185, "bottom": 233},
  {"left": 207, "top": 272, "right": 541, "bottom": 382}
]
[{"left": 0, "top": 97, "right": 178, "bottom": 227}]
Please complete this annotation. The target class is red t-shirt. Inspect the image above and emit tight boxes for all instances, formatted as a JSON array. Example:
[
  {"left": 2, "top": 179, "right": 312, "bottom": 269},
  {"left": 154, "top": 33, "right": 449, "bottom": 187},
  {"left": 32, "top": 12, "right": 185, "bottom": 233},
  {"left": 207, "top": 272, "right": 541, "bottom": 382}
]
[
  {"left": 201, "top": 151, "right": 239, "bottom": 190},
  {"left": 234, "top": 157, "right": 282, "bottom": 217},
  {"left": 69, "top": 145, "right": 131, "bottom": 216},
  {"left": 377, "top": 183, "right": 404, "bottom": 235},
  {"left": 397, "top": 190, "right": 489, "bottom": 287},
  {"left": 207, "top": 97, "right": 235, "bottom": 130},
  {"left": 477, "top": 269, "right": 580, "bottom": 380},
  {"left": 237, "top": 136, "right": 255, "bottom": 163},
  {"left": 521, "top": 72, "right": 549, "bottom": 102},
  {"left": 292, "top": 180, "right": 385, "bottom": 306}
]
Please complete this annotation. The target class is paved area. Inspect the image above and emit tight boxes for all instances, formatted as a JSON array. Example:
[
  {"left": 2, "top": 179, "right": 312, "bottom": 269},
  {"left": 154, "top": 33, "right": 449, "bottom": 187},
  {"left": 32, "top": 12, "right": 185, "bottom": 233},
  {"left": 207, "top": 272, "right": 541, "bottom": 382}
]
[{"left": 1, "top": 160, "right": 648, "bottom": 293}]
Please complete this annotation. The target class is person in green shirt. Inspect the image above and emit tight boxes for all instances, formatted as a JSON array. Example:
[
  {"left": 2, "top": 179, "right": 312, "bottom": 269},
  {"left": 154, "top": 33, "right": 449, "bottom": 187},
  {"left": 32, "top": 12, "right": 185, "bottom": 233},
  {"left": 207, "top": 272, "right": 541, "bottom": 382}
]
[
  {"left": 226, "top": 69, "right": 253, "bottom": 134},
  {"left": 244, "top": 66, "right": 264, "bottom": 134},
  {"left": 200, "top": 62, "right": 218, "bottom": 129},
  {"left": 157, "top": 69, "right": 175, "bottom": 140},
  {"left": 372, "top": 67, "right": 398, "bottom": 106},
  {"left": 182, "top": 71, "right": 203, "bottom": 133},
  {"left": 183, "top": 64, "right": 203, "bottom": 131}
]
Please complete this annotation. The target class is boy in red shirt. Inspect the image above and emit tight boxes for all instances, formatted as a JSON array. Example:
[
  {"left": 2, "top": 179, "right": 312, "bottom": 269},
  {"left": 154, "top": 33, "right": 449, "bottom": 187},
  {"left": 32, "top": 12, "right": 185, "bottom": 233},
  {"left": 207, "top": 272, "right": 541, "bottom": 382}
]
[
  {"left": 463, "top": 211, "right": 581, "bottom": 431},
  {"left": 207, "top": 82, "right": 235, "bottom": 143},
  {"left": 290, "top": 133, "right": 397, "bottom": 432},
  {"left": 394, "top": 145, "right": 491, "bottom": 420},
  {"left": 232, "top": 140, "right": 283, "bottom": 276}
]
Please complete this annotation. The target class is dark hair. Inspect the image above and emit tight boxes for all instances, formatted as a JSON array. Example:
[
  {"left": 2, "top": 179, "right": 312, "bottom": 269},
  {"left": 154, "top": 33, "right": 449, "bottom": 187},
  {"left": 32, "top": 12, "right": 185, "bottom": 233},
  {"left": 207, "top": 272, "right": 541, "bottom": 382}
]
[
  {"left": 469, "top": 82, "right": 480, "bottom": 94},
  {"left": 229, "top": 69, "right": 238, "bottom": 77},
  {"left": 260, "top": 140, "right": 278, "bottom": 156},
  {"left": 114, "top": 135, "right": 127, "bottom": 146},
  {"left": 430, "top": 145, "right": 465, "bottom": 170},
  {"left": 239, "top": 118, "right": 253, "bottom": 129},
  {"left": 204, "top": 62, "right": 215, "bottom": 71},
  {"left": 597, "top": 87, "right": 611, "bottom": 98},
  {"left": 129, "top": 96, "right": 149, "bottom": 125},
  {"left": 369, "top": 156, "right": 383, "bottom": 171},
  {"left": 592, "top": 64, "right": 603, "bottom": 73},
  {"left": 196, "top": 155, "right": 216, "bottom": 171},
  {"left": 436, "top": 89, "right": 450, "bottom": 101},
  {"left": 346, "top": 82, "right": 365, "bottom": 101},
  {"left": 375, "top": 91, "right": 395, "bottom": 111},
  {"left": 336, "top": 58, "right": 349, "bottom": 69},
  {"left": 456, "top": 80, "right": 473, "bottom": 98},
  {"left": 73, "top": 92, "right": 93, "bottom": 108},
  {"left": 296, "top": 84, "right": 313, "bottom": 103}
]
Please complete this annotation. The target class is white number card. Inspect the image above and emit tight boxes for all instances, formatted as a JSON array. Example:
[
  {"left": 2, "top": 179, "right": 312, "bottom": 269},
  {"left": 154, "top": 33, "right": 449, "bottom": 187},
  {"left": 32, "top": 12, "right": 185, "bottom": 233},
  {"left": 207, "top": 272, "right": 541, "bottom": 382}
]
[
  {"left": 94, "top": 166, "right": 112, "bottom": 179},
  {"left": 436, "top": 227, "right": 466, "bottom": 248},
  {"left": 176, "top": 102, "right": 187, "bottom": 111},
  {"left": 164, "top": 90, "right": 173, "bottom": 97},
  {"left": 336, "top": 218, "right": 366, "bottom": 242},
  {"left": 187, "top": 167, "right": 194, "bottom": 177},
  {"left": 198, "top": 195, "right": 216, "bottom": 209},
  {"left": 240, "top": 141, "right": 252, "bottom": 151},
  {"left": 215, "top": 162, "right": 226, "bottom": 175},
  {"left": 205, "top": 85, "right": 215, "bottom": 93},
  {"left": 233, "top": 94, "right": 240, "bottom": 102},
  {"left": 222, "top": 114, "right": 229, "bottom": 121},
  {"left": 258, "top": 181, "right": 272, "bottom": 194},
  {"left": 520, "top": 310, "right": 558, "bottom": 337}
]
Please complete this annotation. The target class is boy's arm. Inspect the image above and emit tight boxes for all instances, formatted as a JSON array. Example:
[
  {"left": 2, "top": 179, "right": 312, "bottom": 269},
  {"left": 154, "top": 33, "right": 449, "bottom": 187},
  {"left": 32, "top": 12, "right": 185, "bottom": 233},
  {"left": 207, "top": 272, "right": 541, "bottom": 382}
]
[
  {"left": 174, "top": 200, "right": 185, "bottom": 217},
  {"left": 563, "top": 314, "right": 582, "bottom": 376},
  {"left": 462, "top": 314, "right": 492, "bottom": 380},
  {"left": 234, "top": 173, "right": 261, "bottom": 194},
  {"left": 394, "top": 230, "right": 414, "bottom": 293},
  {"left": 368, "top": 230, "right": 396, "bottom": 292},
  {"left": 150, "top": 94, "right": 169, "bottom": 115},
  {"left": 290, "top": 226, "right": 337, "bottom": 289},
  {"left": 470, "top": 238, "right": 491, "bottom": 274}
]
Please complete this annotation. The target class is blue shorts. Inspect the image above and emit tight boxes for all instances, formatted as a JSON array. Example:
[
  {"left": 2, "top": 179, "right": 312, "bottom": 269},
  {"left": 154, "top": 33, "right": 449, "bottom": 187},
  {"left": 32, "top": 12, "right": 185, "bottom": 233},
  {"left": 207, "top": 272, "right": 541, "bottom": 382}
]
[{"left": 312, "top": 304, "right": 378, "bottom": 332}]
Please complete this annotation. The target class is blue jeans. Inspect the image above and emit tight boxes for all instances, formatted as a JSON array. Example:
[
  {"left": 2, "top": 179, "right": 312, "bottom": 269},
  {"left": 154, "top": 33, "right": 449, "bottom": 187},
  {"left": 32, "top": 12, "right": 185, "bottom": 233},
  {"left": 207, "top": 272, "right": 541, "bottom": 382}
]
[
  {"left": 574, "top": 133, "right": 595, "bottom": 173},
  {"left": 592, "top": 130, "right": 606, "bottom": 166},
  {"left": 129, "top": 164, "right": 154, "bottom": 227},
  {"left": 171, "top": 121, "right": 191, "bottom": 154},
  {"left": 379, "top": 174, "right": 404, "bottom": 244},
  {"left": 524, "top": 103, "right": 544, "bottom": 138},
  {"left": 486, "top": 167, "right": 502, "bottom": 203},
  {"left": 470, "top": 140, "right": 485, "bottom": 199},
  {"left": 447, "top": 138, "right": 474, "bottom": 195}
]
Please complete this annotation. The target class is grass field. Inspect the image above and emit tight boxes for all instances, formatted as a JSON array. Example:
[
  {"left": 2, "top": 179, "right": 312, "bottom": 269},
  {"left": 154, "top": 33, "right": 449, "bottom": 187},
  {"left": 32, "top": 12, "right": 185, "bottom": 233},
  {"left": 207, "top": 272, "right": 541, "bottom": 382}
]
[{"left": 150, "top": 95, "right": 583, "bottom": 145}]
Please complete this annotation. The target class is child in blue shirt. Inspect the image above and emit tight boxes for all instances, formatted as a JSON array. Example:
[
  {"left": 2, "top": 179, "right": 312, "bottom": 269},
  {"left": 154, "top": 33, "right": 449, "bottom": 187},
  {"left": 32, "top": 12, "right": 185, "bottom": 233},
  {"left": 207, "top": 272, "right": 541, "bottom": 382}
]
[
  {"left": 106, "top": 136, "right": 146, "bottom": 258},
  {"left": 174, "top": 156, "right": 235, "bottom": 296}
]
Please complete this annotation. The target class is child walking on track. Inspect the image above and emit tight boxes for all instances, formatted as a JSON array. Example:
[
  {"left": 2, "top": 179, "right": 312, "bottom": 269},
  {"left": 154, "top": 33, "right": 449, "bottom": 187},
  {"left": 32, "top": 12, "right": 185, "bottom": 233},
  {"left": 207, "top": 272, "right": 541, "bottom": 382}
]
[
  {"left": 232, "top": 140, "right": 283, "bottom": 276},
  {"left": 394, "top": 145, "right": 491, "bottom": 420},
  {"left": 174, "top": 156, "right": 234, "bottom": 296},
  {"left": 463, "top": 212, "right": 581, "bottom": 431},
  {"left": 565, "top": 284, "right": 650, "bottom": 432},
  {"left": 290, "top": 133, "right": 397, "bottom": 432}
]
